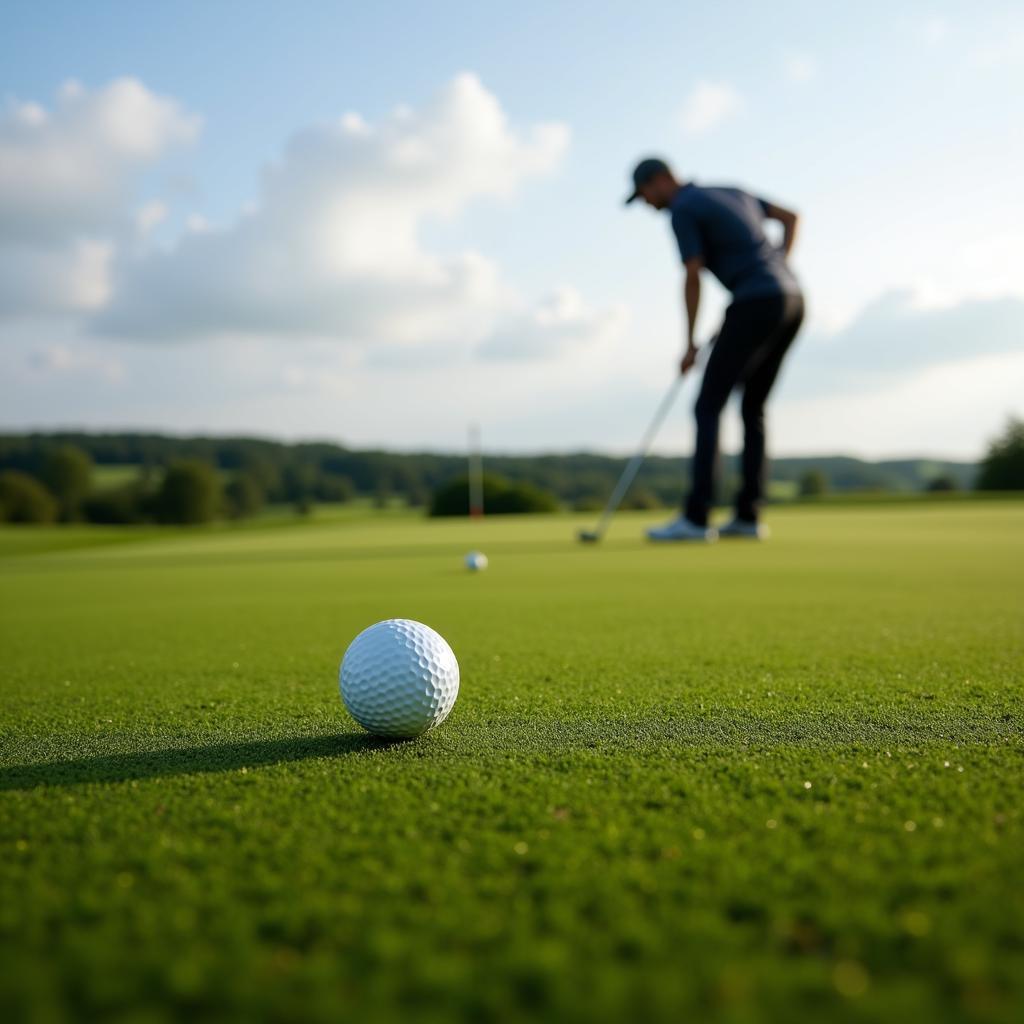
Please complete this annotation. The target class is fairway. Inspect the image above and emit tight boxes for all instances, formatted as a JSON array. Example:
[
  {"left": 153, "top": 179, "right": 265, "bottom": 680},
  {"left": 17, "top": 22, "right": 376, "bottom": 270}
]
[{"left": 1, "top": 503, "right": 1022, "bottom": 1023}]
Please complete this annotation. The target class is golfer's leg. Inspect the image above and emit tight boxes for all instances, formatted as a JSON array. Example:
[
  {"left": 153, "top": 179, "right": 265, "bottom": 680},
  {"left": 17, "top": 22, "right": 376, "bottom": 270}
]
[
  {"left": 684, "top": 309, "right": 752, "bottom": 526},
  {"left": 684, "top": 382, "right": 725, "bottom": 527},
  {"left": 737, "top": 295, "right": 804, "bottom": 521}
]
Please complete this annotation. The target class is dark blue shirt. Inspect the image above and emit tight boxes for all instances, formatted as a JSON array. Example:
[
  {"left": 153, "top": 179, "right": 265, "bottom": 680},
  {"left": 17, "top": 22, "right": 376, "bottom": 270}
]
[{"left": 670, "top": 183, "right": 800, "bottom": 301}]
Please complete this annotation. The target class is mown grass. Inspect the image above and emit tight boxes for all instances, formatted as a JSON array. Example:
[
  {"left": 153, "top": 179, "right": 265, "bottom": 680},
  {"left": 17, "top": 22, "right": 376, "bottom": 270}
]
[{"left": 1, "top": 503, "right": 1022, "bottom": 1023}]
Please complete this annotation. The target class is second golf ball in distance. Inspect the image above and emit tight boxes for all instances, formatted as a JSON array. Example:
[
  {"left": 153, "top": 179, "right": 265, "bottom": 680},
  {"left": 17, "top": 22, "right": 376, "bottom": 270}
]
[
  {"left": 465, "top": 551, "right": 488, "bottom": 571},
  {"left": 339, "top": 619, "right": 459, "bottom": 738}
]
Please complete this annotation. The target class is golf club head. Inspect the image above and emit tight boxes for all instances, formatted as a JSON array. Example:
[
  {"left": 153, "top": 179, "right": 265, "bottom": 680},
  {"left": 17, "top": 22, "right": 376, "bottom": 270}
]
[{"left": 577, "top": 529, "right": 601, "bottom": 544}]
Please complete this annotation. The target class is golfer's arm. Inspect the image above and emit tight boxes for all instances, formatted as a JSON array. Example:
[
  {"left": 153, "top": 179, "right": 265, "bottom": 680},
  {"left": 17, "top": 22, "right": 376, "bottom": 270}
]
[
  {"left": 683, "top": 258, "right": 703, "bottom": 349},
  {"left": 764, "top": 202, "right": 799, "bottom": 258}
]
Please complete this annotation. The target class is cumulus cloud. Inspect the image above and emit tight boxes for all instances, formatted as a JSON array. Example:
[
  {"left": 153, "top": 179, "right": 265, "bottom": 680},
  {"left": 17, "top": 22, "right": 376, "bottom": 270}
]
[
  {"left": 783, "top": 291, "right": 1024, "bottom": 398},
  {"left": 479, "top": 287, "right": 627, "bottom": 361},
  {"left": 29, "top": 342, "right": 125, "bottom": 383},
  {"left": 3, "top": 288, "right": 1020, "bottom": 456},
  {"left": 0, "top": 78, "right": 199, "bottom": 242},
  {"left": 135, "top": 201, "right": 168, "bottom": 236},
  {"left": 94, "top": 73, "right": 577, "bottom": 357},
  {"left": 0, "top": 238, "right": 113, "bottom": 315},
  {"left": 0, "top": 73, "right": 623, "bottom": 375},
  {"left": 679, "top": 81, "right": 743, "bottom": 136},
  {"left": 0, "top": 78, "right": 200, "bottom": 318},
  {"left": 776, "top": 350, "right": 1024, "bottom": 460}
]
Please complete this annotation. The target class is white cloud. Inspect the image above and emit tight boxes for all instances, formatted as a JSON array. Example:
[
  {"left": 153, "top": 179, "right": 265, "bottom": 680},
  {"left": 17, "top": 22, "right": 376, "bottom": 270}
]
[
  {"left": 0, "top": 238, "right": 114, "bottom": 315},
  {"left": 0, "top": 72, "right": 619, "bottom": 372},
  {"left": 479, "top": 288, "right": 627, "bottom": 361},
  {"left": 784, "top": 54, "right": 817, "bottom": 83},
  {"left": 93, "top": 74, "right": 598, "bottom": 363},
  {"left": 0, "top": 77, "right": 199, "bottom": 242},
  {"left": 775, "top": 350, "right": 1024, "bottom": 460},
  {"left": 29, "top": 342, "right": 125, "bottom": 383},
  {"left": 784, "top": 290, "right": 1024, "bottom": 399},
  {"left": 184, "top": 213, "right": 211, "bottom": 234},
  {"left": 3, "top": 288, "right": 1021, "bottom": 458},
  {"left": 0, "top": 78, "right": 200, "bottom": 318},
  {"left": 135, "top": 201, "right": 168, "bottom": 235},
  {"left": 679, "top": 81, "right": 743, "bottom": 136}
]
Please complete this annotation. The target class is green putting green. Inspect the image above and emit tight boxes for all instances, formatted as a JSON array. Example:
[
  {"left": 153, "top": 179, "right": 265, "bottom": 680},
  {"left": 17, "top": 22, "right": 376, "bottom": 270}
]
[{"left": 1, "top": 502, "right": 1022, "bottom": 1022}]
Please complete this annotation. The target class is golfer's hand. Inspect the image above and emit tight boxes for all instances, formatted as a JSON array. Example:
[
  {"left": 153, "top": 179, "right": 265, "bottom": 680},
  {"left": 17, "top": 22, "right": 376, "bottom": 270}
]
[{"left": 680, "top": 345, "right": 699, "bottom": 376}]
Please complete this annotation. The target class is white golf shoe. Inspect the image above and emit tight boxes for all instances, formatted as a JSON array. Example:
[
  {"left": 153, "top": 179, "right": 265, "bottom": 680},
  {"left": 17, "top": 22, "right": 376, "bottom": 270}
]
[
  {"left": 718, "top": 518, "right": 770, "bottom": 540},
  {"left": 646, "top": 516, "right": 718, "bottom": 543}
]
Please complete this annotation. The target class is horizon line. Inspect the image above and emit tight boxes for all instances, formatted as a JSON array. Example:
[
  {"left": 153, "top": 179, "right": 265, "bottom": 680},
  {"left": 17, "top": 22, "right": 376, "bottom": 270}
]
[{"left": 0, "top": 426, "right": 981, "bottom": 465}]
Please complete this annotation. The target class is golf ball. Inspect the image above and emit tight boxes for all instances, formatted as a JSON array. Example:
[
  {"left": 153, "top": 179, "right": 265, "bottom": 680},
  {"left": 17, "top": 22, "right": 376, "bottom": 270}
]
[
  {"left": 465, "top": 551, "right": 488, "bottom": 571},
  {"left": 339, "top": 619, "right": 459, "bottom": 738}
]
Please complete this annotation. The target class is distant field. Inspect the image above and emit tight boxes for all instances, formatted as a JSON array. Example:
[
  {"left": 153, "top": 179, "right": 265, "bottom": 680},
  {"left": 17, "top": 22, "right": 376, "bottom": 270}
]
[
  {"left": 89, "top": 464, "right": 236, "bottom": 491},
  {"left": 1, "top": 503, "right": 1021, "bottom": 1022},
  {"left": 90, "top": 463, "right": 145, "bottom": 490}
]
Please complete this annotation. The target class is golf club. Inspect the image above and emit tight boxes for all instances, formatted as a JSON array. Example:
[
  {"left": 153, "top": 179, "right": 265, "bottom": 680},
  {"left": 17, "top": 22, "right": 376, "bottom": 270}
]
[{"left": 577, "top": 337, "right": 714, "bottom": 544}]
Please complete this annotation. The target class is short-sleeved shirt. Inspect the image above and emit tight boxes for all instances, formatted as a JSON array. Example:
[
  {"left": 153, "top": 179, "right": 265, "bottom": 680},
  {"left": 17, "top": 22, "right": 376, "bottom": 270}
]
[{"left": 670, "top": 183, "right": 800, "bottom": 302}]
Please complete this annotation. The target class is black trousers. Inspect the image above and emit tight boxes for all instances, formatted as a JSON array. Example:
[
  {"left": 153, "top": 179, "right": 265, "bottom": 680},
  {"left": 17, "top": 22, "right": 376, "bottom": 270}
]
[{"left": 685, "top": 292, "right": 804, "bottom": 526}]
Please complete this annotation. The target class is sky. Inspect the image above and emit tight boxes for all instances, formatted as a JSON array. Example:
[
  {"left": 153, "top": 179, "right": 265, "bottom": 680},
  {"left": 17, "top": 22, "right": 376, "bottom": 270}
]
[{"left": 1, "top": 0, "right": 1022, "bottom": 459}]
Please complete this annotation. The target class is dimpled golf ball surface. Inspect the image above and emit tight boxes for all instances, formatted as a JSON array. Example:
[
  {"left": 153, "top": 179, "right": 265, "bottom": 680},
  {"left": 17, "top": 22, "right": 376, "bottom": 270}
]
[
  {"left": 339, "top": 619, "right": 460, "bottom": 738},
  {"left": 465, "top": 551, "right": 488, "bottom": 571}
]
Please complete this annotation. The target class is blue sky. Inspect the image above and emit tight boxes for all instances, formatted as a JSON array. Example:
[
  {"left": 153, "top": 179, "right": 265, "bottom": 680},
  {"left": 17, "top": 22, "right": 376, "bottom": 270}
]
[{"left": 1, "top": 0, "right": 1022, "bottom": 457}]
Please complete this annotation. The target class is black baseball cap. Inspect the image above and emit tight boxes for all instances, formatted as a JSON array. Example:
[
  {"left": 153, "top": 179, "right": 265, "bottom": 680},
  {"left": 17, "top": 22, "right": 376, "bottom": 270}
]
[{"left": 624, "top": 157, "right": 672, "bottom": 204}]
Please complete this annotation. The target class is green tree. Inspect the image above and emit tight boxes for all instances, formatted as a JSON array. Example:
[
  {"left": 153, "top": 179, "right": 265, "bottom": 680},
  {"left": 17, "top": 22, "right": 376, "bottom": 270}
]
[
  {"left": 155, "top": 461, "right": 222, "bottom": 524},
  {"left": 225, "top": 473, "right": 265, "bottom": 519},
  {"left": 798, "top": 468, "right": 828, "bottom": 497},
  {"left": 431, "top": 474, "right": 504, "bottom": 517},
  {"left": 283, "top": 463, "right": 317, "bottom": 505},
  {"left": 239, "top": 454, "right": 281, "bottom": 498},
  {"left": 316, "top": 473, "right": 354, "bottom": 503},
  {"left": 925, "top": 474, "right": 958, "bottom": 493},
  {"left": 430, "top": 474, "right": 557, "bottom": 516},
  {"left": 82, "top": 485, "right": 148, "bottom": 524},
  {"left": 976, "top": 418, "right": 1024, "bottom": 490},
  {"left": 404, "top": 484, "right": 430, "bottom": 508},
  {"left": 0, "top": 471, "right": 58, "bottom": 524},
  {"left": 573, "top": 494, "right": 605, "bottom": 513},
  {"left": 42, "top": 445, "right": 93, "bottom": 521},
  {"left": 374, "top": 475, "right": 392, "bottom": 510},
  {"left": 623, "top": 488, "right": 663, "bottom": 510},
  {"left": 489, "top": 481, "right": 558, "bottom": 514}
]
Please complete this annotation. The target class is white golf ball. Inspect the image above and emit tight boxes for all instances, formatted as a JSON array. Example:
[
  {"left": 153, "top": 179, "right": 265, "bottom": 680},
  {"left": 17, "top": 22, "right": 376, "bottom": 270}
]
[
  {"left": 465, "top": 551, "right": 488, "bottom": 571},
  {"left": 339, "top": 619, "right": 460, "bottom": 738}
]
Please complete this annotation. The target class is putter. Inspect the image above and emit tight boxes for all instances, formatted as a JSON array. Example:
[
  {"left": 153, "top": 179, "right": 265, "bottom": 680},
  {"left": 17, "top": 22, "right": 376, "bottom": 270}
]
[{"left": 577, "top": 337, "right": 714, "bottom": 544}]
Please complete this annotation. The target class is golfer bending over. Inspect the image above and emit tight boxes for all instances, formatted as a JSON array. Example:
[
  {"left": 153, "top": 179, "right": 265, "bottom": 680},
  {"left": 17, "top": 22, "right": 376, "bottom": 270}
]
[{"left": 626, "top": 157, "right": 804, "bottom": 541}]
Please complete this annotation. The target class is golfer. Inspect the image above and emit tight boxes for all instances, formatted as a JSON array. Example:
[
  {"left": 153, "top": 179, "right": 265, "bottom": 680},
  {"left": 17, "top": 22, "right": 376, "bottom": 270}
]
[{"left": 626, "top": 157, "right": 804, "bottom": 541}]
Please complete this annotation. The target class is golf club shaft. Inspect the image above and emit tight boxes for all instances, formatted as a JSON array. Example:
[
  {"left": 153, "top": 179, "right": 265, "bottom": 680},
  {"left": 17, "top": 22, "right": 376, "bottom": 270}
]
[{"left": 590, "top": 373, "right": 686, "bottom": 539}]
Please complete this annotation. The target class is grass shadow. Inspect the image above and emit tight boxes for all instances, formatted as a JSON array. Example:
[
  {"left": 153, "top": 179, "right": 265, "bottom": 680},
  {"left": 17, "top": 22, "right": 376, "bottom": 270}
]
[{"left": 0, "top": 733, "right": 407, "bottom": 791}]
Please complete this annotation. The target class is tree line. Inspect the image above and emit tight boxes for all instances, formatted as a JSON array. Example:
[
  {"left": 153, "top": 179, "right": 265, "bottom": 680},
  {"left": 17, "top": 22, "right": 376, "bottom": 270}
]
[{"left": 0, "top": 420, "right": 1020, "bottom": 525}]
